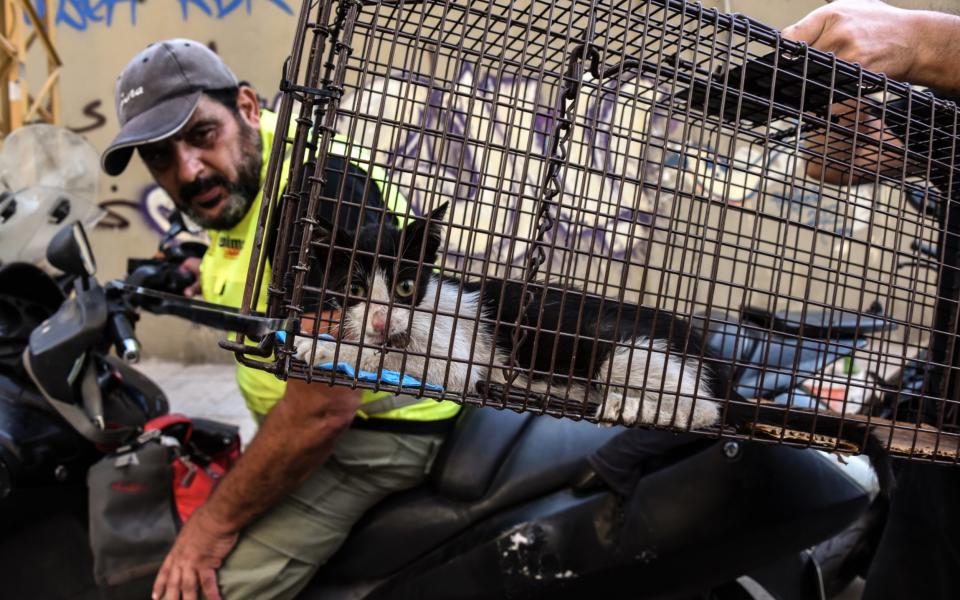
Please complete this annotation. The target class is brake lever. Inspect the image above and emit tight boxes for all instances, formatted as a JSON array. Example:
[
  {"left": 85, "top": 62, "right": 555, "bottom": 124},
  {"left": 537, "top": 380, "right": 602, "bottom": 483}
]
[{"left": 106, "top": 280, "right": 289, "bottom": 340}]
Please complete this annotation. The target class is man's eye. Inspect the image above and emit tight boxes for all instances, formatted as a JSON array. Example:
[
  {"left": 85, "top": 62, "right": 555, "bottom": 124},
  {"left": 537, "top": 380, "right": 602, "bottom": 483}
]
[
  {"left": 138, "top": 146, "right": 171, "bottom": 170},
  {"left": 349, "top": 283, "right": 366, "bottom": 297},
  {"left": 395, "top": 279, "right": 416, "bottom": 298},
  {"left": 189, "top": 127, "right": 216, "bottom": 146}
]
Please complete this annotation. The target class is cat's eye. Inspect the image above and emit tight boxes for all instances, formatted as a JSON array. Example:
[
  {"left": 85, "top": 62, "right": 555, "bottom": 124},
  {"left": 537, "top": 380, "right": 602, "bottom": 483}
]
[
  {"left": 395, "top": 279, "right": 416, "bottom": 298},
  {"left": 349, "top": 283, "right": 367, "bottom": 297}
]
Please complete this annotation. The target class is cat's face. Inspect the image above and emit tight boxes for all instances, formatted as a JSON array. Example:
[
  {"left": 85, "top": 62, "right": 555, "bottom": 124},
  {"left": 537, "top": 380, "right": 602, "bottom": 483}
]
[{"left": 315, "top": 203, "right": 447, "bottom": 346}]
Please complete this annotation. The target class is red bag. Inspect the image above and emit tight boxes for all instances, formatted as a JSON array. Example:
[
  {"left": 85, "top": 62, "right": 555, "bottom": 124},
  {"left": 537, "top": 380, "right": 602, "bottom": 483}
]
[{"left": 145, "top": 414, "right": 241, "bottom": 524}]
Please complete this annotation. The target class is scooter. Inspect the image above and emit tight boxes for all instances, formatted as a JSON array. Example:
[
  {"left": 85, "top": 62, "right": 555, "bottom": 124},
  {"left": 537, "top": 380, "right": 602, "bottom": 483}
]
[
  {"left": 0, "top": 127, "right": 173, "bottom": 599},
  {"left": 122, "top": 205, "right": 881, "bottom": 598},
  {"left": 0, "top": 218, "right": 252, "bottom": 599},
  {"left": 2, "top": 215, "right": 876, "bottom": 600},
  {"left": 0, "top": 126, "right": 238, "bottom": 599},
  {"left": 0, "top": 127, "right": 879, "bottom": 598}
]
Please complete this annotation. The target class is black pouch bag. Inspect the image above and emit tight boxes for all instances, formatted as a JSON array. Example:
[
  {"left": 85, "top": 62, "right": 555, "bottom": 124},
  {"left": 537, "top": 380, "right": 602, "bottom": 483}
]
[{"left": 87, "top": 435, "right": 179, "bottom": 587}]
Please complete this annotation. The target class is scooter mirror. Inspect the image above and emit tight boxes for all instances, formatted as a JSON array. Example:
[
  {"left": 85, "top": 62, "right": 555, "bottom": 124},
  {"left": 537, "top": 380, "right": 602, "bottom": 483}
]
[{"left": 47, "top": 221, "right": 96, "bottom": 277}]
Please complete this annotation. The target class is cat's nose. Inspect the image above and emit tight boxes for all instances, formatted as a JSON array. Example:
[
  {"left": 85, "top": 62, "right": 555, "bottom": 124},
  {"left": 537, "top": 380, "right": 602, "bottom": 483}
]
[{"left": 371, "top": 311, "right": 387, "bottom": 333}]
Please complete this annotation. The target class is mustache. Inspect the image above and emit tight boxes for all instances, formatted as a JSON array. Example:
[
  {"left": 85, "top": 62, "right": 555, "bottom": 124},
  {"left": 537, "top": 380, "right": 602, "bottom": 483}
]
[{"left": 180, "top": 174, "right": 232, "bottom": 204}]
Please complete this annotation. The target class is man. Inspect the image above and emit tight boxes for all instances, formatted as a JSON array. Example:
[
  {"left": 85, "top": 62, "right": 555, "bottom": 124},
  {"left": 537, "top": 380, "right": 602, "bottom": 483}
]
[
  {"left": 783, "top": 2, "right": 960, "bottom": 598},
  {"left": 101, "top": 39, "right": 460, "bottom": 599}
]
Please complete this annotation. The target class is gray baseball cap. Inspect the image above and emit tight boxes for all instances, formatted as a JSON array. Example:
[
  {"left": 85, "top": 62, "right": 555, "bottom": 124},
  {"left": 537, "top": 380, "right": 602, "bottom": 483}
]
[{"left": 101, "top": 39, "right": 238, "bottom": 176}]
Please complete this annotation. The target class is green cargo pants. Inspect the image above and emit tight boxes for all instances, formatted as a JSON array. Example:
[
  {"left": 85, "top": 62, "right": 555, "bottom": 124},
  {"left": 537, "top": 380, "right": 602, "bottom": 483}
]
[{"left": 216, "top": 427, "right": 445, "bottom": 599}]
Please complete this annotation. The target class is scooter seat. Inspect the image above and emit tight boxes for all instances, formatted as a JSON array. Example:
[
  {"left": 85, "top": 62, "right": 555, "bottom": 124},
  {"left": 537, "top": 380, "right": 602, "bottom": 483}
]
[
  {"left": 318, "top": 407, "right": 623, "bottom": 580},
  {"left": 741, "top": 305, "right": 893, "bottom": 338},
  {"left": 429, "top": 407, "right": 533, "bottom": 500}
]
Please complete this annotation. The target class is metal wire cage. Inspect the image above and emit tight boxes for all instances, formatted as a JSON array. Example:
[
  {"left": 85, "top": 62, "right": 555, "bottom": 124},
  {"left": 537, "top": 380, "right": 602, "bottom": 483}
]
[{"left": 229, "top": 0, "right": 960, "bottom": 462}]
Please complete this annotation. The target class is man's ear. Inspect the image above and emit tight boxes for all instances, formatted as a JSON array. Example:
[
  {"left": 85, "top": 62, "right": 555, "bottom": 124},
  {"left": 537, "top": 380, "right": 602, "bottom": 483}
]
[{"left": 236, "top": 85, "right": 261, "bottom": 130}]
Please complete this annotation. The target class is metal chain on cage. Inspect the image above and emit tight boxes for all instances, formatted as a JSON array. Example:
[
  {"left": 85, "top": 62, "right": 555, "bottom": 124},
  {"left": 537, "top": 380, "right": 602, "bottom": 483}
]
[{"left": 499, "top": 43, "right": 600, "bottom": 390}]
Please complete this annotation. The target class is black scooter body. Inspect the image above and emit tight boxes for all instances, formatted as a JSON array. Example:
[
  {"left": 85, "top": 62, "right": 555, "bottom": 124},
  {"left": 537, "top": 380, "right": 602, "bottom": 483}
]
[
  {"left": 0, "top": 263, "right": 168, "bottom": 520},
  {"left": 308, "top": 409, "right": 869, "bottom": 599}
]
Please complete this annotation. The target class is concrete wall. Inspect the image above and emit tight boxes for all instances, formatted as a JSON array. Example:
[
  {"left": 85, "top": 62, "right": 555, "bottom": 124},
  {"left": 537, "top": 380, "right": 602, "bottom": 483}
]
[{"left": 23, "top": 0, "right": 954, "bottom": 362}]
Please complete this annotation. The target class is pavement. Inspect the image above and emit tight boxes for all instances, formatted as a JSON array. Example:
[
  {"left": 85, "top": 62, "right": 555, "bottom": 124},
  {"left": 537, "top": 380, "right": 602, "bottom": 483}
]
[{"left": 136, "top": 359, "right": 258, "bottom": 447}]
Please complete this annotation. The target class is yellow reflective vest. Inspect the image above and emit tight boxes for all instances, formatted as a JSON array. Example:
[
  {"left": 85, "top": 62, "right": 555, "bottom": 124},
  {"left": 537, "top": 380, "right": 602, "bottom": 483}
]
[{"left": 200, "top": 109, "right": 460, "bottom": 422}]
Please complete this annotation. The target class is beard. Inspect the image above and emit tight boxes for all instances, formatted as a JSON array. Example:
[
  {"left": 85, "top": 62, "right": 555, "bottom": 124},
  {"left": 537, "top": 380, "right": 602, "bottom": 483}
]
[{"left": 178, "top": 119, "right": 262, "bottom": 231}]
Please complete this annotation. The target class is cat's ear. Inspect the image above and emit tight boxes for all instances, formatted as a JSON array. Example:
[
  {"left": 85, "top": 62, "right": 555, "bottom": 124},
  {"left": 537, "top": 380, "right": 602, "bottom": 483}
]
[
  {"left": 422, "top": 202, "right": 449, "bottom": 261},
  {"left": 429, "top": 202, "right": 449, "bottom": 223},
  {"left": 403, "top": 203, "right": 447, "bottom": 264}
]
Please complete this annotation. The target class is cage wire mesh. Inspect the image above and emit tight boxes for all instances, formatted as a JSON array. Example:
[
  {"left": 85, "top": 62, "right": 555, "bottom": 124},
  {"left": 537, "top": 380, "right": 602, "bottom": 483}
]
[{"left": 230, "top": 0, "right": 960, "bottom": 462}]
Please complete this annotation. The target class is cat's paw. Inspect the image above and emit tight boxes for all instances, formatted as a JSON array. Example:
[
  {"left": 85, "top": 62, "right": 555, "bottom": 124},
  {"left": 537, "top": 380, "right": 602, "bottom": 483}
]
[
  {"left": 686, "top": 399, "right": 720, "bottom": 430},
  {"left": 654, "top": 397, "right": 720, "bottom": 430},
  {"left": 293, "top": 336, "right": 355, "bottom": 367},
  {"left": 292, "top": 335, "right": 315, "bottom": 364},
  {"left": 596, "top": 393, "right": 720, "bottom": 430},
  {"left": 596, "top": 394, "right": 626, "bottom": 425}
]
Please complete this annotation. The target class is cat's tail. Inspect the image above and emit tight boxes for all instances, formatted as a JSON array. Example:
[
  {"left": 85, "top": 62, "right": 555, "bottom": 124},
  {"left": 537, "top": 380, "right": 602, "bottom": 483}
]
[{"left": 720, "top": 397, "right": 895, "bottom": 498}]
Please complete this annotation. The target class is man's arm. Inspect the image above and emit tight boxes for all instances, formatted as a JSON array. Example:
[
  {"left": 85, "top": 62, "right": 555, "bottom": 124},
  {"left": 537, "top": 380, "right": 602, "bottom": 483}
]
[{"left": 151, "top": 378, "right": 360, "bottom": 600}]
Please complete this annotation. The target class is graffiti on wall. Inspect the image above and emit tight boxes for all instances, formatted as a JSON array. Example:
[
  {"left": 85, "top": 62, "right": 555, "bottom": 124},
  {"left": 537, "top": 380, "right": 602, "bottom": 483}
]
[
  {"left": 337, "top": 63, "right": 677, "bottom": 273},
  {"left": 31, "top": 0, "right": 293, "bottom": 32},
  {"left": 337, "top": 59, "right": 878, "bottom": 277},
  {"left": 95, "top": 184, "right": 178, "bottom": 235}
]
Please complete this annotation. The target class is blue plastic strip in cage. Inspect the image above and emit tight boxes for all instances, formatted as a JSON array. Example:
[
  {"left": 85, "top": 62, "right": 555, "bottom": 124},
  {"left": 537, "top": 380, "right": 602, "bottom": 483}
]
[{"left": 275, "top": 331, "right": 443, "bottom": 392}]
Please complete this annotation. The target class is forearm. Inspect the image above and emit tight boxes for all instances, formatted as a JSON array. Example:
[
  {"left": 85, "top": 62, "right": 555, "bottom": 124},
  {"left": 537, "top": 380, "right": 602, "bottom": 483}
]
[
  {"left": 199, "top": 379, "right": 360, "bottom": 534},
  {"left": 908, "top": 11, "right": 960, "bottom": 97}
]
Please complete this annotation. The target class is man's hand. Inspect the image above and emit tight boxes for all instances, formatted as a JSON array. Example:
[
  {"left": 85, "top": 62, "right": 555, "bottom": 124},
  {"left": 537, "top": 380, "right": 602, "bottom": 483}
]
[
  {"left": 783, "top": 0, "right": 921, "bottom": 82},
  {"left": 179, "top": 257, "right": 202, "bottom": 298},
  {"left": 301, "top": 310, "right": 342, "bottom": 339},
  {"left": 150, "top": 376, "right": 359, "bottom": 600},
  {"left": 782, "top": 0, "right": 960, "bottom": 184},
  {"left": 783, "top": 0, "right": 960, "bottom": 95},
  {"left": 151, "top": 506, "right": 238, "bottom": 600},
  {"left": 798, "top": 98, "right": 907, "bottom": 185}
]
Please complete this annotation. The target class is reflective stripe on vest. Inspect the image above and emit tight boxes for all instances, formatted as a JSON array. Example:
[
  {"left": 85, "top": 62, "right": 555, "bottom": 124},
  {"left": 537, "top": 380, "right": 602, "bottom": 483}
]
[{"left": 201, "top": 110, "right": 459, "bottom": 422}]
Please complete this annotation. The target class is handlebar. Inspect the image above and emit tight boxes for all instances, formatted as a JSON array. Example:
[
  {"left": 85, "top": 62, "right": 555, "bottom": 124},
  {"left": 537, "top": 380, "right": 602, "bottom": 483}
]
[
  {"left": 108, "top": 281, "right": 288, "bottom": 340},
  {"left": 107, "top": 310, "right": 140, "bottom": 363}
]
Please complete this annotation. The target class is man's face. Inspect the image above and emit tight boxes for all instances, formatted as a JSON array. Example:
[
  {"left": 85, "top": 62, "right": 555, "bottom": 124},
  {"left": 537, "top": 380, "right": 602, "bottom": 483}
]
[{"left": 137, "top": 88, "right": 262, "bottom": 230}]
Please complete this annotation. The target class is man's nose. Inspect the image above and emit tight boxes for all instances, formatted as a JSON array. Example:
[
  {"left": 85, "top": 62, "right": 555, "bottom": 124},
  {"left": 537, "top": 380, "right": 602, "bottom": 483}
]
[{"left": 173, "top": 143, "right": 204, "bottom": 184}]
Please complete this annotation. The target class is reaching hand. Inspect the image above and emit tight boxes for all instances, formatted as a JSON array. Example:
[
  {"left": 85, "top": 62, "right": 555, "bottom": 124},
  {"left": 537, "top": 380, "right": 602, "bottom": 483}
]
[
  {"left": 151, "top": 507, "right": 238, "bottom": 600},
  {"left": 782, "top": 0, "right": 960, "bottom": 184},
  {"left": 782, "top": 0, "right": 960, "bottom": 95},
  {"left": 179, "top": 257, "right": 202, "bottom": 298},
  {"left": 782, "top": 0, "right": 921, "bottom": 80}
]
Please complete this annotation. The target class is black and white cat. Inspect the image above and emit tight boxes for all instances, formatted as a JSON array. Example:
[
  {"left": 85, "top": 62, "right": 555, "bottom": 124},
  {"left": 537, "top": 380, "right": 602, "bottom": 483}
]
[{"left": 294, "top": 203, "right": 724, "bottom": 430}]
